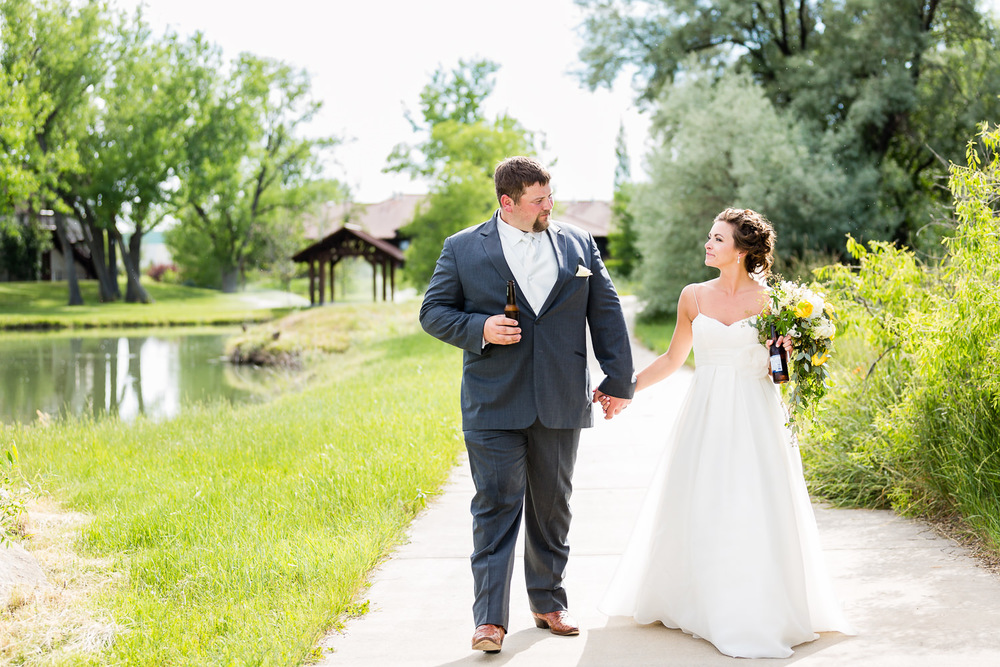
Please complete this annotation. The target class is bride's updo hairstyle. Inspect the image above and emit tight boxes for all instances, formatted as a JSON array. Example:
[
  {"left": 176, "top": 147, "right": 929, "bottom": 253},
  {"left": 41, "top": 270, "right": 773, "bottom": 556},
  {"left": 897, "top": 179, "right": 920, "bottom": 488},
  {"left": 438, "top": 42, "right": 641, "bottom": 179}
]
[{"left": 714, "top": 207, "right": 776, "bottom": 277}]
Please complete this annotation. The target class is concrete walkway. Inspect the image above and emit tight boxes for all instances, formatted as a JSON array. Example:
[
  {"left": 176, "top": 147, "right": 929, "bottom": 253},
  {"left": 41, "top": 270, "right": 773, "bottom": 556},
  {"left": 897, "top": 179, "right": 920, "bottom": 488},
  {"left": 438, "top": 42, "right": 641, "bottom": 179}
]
[{"left": 317, "top": 301, "right": 1000, "bottom": 666}]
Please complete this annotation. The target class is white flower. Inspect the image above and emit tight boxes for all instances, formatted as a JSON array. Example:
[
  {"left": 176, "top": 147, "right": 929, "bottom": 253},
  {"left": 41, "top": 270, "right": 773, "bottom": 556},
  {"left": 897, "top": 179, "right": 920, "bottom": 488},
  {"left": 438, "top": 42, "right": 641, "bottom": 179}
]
[
  {"left": 804, "top": 292, "right": 826, "bottom": 319},
  {"left": 814, "top": 319, "right": 836, "bottom": 340}
]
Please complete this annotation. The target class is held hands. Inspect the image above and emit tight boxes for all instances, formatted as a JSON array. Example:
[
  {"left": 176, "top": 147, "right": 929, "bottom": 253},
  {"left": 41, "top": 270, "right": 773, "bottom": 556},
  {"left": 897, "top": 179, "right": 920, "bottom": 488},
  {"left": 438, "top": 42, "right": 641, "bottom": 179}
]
[
  {"left": 484, "top": 314, "right": 521, "bottom": 345},
  {"left": 592, "top": 389, "right": 631, "bottom": 420}
]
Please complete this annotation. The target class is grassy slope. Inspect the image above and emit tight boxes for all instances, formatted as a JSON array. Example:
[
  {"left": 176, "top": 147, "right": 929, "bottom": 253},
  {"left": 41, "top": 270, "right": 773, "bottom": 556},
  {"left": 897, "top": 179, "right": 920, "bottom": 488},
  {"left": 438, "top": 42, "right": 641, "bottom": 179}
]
[{"left": 3, "top": 301, "right": 466, "bottom": 665}]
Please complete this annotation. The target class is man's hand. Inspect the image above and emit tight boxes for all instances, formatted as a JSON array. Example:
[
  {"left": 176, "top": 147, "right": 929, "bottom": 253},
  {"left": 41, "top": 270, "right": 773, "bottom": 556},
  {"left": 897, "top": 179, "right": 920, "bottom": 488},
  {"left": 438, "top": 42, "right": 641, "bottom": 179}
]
[
  {"left": 592, "top": 389, "right": 631, "bottom": 420},
  {"left": 484, "top": 314, "right": 521, "bottom": 345}
]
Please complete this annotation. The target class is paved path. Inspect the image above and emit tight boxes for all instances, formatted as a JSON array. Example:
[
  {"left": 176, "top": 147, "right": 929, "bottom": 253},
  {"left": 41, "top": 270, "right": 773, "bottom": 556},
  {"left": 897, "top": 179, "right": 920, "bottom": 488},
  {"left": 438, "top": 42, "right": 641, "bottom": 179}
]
[{"left": 317, "top": 299, "right": 1000, "bottom": 666}]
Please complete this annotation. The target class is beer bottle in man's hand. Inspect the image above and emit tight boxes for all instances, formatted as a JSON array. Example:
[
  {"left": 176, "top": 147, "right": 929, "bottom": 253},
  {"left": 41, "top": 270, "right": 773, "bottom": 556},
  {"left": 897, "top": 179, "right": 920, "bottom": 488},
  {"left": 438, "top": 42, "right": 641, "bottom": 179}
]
[
  {"left": 505, "top": 281, "right": 519, "bottom": 324},
  {"left": 769, "top": 324, "right": 790, "bottom": 384}
]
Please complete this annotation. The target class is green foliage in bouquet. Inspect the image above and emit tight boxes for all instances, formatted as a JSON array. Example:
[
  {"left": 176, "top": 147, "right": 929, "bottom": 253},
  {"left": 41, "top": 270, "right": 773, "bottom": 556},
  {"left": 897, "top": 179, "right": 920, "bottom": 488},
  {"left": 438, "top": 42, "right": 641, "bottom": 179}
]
[{"left": 756, "top": 279, "right": 842, "bottom": 422}]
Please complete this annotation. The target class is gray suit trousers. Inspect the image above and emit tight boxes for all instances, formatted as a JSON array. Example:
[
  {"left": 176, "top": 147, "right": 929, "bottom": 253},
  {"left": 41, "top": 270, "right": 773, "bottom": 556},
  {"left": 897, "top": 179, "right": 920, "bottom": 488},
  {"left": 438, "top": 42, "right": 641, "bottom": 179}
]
[{"left": 464, "top": 420, "right": 581, "bottom": 630}]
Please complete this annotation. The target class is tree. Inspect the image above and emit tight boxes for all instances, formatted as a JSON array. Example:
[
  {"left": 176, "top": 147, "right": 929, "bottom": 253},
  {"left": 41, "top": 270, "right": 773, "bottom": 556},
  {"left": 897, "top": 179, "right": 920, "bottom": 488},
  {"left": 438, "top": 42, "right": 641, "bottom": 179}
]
[
  {"left": 169, "top": 54, "right": 337, "bottom": 292},
  {"left": 575, "top": 0, "right": 1000, "bottom": 247},
  {"left": 60, "top": 11, "right": 218, "bottom": 303},
  {"left": 386, "top": 59, "right": 537, "bottom": 289},
  {"left": 632, "top": 68, "right": 853, "bottom": 316},
  {"left": 606, "top": 121, "right": 640, "bottom": 278},
  {"left": 1, "top": 0, "right": 106, "bottom": 305},
  {"left": 0, "top": 65, "right": 36, "bottom": 210}
]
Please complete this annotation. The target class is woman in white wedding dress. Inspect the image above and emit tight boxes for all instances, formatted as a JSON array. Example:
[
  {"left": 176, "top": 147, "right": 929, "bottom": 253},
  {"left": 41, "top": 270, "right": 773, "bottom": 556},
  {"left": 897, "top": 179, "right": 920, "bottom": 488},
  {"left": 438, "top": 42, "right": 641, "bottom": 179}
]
[{"left": 598, "top": 208, "right": 852, "bottom": 659}]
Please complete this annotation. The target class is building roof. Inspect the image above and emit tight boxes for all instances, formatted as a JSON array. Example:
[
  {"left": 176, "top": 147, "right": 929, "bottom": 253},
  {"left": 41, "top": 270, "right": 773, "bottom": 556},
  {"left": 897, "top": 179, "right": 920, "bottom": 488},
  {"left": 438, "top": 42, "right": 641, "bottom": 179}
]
[
  {"left": 304, "top": 194, "right": 424, "bottom": 241},
  {"left": 305, "top": 195, "right": 612, "bottom": 240},
  {"left": 556, "top": 200, "right": 613, "bottom": 238},
  {"left": 292, "top": 225, "right": 405, "bottom": 264}
]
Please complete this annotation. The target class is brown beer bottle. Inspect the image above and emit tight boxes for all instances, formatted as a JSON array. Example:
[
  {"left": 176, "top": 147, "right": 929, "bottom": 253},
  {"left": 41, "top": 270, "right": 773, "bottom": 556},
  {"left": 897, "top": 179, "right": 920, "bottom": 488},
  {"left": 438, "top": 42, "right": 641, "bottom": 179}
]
[
  {"left": 769, "top": 324, "right": 790, "bottom": 384},
  {"left": 504, "top": 280, "right": 519, "bottom": 324}
]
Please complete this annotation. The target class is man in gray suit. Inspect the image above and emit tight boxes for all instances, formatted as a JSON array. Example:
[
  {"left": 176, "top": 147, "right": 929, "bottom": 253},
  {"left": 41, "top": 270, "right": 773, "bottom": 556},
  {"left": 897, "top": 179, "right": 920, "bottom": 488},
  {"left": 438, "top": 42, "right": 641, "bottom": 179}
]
[{"left": 420, "top": 156, "right": 636, "bottom": 654}]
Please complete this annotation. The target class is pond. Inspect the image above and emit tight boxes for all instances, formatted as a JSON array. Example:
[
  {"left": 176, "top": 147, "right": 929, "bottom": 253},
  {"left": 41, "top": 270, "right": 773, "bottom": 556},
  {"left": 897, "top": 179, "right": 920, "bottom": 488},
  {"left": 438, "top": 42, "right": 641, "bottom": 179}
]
[{"left": 0, "top": 330, "right": 284, "bottom": 425}]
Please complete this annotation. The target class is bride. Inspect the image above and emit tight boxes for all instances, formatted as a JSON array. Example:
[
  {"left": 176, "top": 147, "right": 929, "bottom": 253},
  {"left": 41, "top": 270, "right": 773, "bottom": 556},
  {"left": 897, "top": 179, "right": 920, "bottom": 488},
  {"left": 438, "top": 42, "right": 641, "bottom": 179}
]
[{"left": 596, "top": 208, "right": 853, "bottom": 658}]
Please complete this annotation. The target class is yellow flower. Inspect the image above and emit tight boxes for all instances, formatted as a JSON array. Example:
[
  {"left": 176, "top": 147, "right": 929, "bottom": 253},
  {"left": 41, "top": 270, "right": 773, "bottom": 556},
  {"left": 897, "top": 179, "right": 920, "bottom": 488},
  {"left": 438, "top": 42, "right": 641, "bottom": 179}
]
[
  {"left": 794, "top": 301, "right": 813, "bottom": 318},
  {"left": 811, "top": 351, "right": 830, "bottom": 366}
]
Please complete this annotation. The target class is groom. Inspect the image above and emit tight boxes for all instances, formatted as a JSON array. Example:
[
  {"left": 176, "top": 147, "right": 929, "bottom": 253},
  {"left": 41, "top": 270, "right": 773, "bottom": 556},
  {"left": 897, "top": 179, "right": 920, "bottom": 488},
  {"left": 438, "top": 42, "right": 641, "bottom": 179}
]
[{"left": 420, "top": 156, "right": 636, "bottom": 653}]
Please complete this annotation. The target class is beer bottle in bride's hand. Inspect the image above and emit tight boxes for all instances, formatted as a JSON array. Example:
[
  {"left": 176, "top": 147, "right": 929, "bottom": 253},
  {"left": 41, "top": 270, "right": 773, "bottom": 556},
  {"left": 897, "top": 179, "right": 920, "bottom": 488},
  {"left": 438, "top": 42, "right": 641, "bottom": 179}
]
[
  {"left": 769, "top": 324, "right": 790, "bottom": 384},
  {"left": 505, "top": 281, "right": 519, "bottom": 324}
]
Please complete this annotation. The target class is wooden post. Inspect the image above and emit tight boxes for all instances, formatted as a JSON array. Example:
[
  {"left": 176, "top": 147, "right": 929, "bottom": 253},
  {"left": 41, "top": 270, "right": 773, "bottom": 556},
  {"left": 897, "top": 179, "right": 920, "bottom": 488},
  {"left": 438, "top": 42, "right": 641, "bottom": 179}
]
[
  {"left": 318, "top": 259, "right": 326, "bottom": 305},
  {"left": 308, "top": 261, "right": 316, "bottom": 305},
  {"left": 330, "top": 257, "right": 340, "bottom": 303},
  {"left": 372, "top": 257, "right": 377, "bottom": 302},
  {"left": 390, "top": 262, "right": 396, "bottom": 302},
  {"left": 381, "top": 258, "right": 388, "bottom": 301}
]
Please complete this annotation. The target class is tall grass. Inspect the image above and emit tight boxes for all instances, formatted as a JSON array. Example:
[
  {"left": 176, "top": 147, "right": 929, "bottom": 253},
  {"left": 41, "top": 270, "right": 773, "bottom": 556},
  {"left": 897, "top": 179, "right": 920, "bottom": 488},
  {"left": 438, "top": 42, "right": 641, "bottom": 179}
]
[
  {"left": 800, "top": 122, "right": 1000, "bottom": 556},
  {"left": 3, "top": 302, "right": 465, "bottom": 665}
]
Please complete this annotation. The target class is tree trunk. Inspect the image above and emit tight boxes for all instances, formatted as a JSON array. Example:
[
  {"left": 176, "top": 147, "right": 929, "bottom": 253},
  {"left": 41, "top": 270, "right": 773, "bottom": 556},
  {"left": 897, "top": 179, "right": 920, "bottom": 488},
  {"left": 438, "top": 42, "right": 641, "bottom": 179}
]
[
  {"left": 106, "top": 228, "right": 121, "bottom": 300},
  {"left": 79, "top": 219, "right": 118, "bottom": 302},
  {"left": 221, "top": 267, "right": 240, "bottom": 293},
  {"left": 53, "top": 214, "right": 84, "bottom": 306},
  {"left": 114, "top": 227, "right": 153, "bottom": 304}
]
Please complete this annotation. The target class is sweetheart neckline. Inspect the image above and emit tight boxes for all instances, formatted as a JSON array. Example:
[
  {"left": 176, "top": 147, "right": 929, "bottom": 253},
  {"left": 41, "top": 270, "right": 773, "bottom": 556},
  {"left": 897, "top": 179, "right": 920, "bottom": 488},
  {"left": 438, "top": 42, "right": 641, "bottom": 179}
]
[{"left": 694, "top": 313, "right": 757, "bottom": 328}]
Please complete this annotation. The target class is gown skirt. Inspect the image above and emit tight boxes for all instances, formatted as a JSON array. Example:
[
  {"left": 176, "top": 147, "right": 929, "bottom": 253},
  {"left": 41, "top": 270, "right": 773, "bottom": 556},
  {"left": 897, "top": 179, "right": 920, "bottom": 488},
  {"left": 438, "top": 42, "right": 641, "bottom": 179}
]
[{"left": 600, "top": 315, "right": 852, "bottom": 658}]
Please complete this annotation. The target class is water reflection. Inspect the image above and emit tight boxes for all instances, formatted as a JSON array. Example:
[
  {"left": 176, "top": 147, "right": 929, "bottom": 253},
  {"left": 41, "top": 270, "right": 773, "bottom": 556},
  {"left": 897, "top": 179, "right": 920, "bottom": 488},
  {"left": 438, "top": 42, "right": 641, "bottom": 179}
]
[{"left": 0, "top": 331, "right": 279, "bottom": 424}]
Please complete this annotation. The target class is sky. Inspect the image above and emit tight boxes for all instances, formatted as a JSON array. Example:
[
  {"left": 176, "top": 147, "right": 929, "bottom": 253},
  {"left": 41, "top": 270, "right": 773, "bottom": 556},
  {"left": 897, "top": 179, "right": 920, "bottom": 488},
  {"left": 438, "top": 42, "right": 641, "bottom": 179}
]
[
  {"left": 122, "top": 0, "right": 650, "bottom": 204},
  {"left": 123, "top": 0, "right": 1000, "bottom": 205}
]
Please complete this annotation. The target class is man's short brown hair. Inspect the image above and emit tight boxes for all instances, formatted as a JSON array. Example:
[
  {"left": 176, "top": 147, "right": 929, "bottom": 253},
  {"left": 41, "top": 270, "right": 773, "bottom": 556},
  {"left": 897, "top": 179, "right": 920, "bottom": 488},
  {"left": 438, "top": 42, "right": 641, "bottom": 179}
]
[{"left": 494, "top": 156, "right": 550, "bottom": 205}]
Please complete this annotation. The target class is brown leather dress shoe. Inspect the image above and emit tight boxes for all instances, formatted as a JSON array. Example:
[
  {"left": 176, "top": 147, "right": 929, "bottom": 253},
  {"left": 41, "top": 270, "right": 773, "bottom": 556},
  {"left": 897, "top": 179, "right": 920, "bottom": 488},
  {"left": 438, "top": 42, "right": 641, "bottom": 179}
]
[
  {"left": 532, "top": 610, "right": 580, "bottom": 636},
  {"left": 471, "top": 624, "right": 505, "bottom": 653}
]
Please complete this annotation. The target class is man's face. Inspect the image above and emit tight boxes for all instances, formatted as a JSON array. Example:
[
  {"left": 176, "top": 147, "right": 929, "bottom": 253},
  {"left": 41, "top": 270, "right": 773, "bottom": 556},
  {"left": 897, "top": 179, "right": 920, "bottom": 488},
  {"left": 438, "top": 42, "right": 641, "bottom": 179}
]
[{"left": 503, "top": 182, "right": 554, "bottom": 233}]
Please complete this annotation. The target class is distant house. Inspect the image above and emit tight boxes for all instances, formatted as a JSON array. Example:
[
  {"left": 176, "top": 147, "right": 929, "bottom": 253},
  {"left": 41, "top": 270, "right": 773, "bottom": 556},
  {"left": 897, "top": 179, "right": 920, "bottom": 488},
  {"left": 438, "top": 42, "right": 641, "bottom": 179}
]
[
  {"left": 303, "top": 194, "right": 613, "bottom": 255},
  {"left": 39, "top": 213, "right": 99, "bottom": 282}
]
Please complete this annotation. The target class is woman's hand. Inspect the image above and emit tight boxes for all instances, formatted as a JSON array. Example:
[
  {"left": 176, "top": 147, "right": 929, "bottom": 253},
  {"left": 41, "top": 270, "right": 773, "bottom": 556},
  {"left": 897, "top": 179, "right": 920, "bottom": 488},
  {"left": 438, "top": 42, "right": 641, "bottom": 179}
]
[{"left": 765, "top": 334, "right": 794, "bottom": 356}]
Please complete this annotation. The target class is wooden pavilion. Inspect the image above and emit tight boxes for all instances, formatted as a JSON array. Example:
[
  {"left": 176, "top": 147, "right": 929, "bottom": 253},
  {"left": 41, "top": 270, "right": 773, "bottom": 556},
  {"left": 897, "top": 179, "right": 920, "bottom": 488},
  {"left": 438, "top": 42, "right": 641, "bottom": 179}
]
[{"left": 291, "top": 224, "right": 405, "bottom": 305}]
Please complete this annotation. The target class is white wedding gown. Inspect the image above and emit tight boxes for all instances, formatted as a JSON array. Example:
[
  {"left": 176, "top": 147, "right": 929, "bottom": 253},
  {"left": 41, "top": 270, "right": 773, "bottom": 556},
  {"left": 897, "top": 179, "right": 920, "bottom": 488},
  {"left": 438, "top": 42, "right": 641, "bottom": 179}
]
[{"left": 600, "top": 313, "right": 852, "bottom": 658}]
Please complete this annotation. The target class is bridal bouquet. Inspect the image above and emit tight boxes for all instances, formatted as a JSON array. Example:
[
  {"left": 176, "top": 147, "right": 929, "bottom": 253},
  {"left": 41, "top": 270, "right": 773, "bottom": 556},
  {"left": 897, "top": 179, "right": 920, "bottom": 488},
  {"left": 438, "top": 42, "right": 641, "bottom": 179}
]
[{"left": 756, "top": 279, "right": 839, "bottom": 421}]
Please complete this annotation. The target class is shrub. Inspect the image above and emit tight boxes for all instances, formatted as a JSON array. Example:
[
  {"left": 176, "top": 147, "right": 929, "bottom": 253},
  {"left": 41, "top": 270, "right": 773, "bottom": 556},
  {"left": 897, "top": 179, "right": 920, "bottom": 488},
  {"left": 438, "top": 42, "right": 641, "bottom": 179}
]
[
  {"left": 802, "top": 122, "right": 1000, "bottom": 553},
  {"left": 146, "top": 262, "right": 179, "bottom": 283}
]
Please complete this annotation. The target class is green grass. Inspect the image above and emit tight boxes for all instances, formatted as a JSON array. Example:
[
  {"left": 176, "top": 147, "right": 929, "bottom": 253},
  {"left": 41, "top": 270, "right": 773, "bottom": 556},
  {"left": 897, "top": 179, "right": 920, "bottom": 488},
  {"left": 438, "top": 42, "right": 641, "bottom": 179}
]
[
  {"left": 633, "top": 312, "right": 695, "bottom": 365},
  {"left": 3, "top": 301, "right": 465, "bottom": 665},
  {"left": 0, "top": 280, "right": 292, "bottom": 330}
]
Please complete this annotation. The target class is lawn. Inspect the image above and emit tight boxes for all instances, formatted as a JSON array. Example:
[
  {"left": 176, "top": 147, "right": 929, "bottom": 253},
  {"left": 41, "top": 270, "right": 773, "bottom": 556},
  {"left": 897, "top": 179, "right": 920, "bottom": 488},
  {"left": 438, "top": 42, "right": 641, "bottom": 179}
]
[
  {"left": 1, "top": 300, "right": 466, "bottom": 665},
  {"left": 0, "top": 280, "right": 291, "bottom": 329}
]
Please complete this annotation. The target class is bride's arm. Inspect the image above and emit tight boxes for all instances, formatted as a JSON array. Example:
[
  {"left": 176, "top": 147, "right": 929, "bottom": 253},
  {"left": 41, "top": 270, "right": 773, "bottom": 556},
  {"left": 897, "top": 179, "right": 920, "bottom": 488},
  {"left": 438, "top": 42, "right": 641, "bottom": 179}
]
[{"left": 635, "top": 285, "right": 697, "bottom": 392}]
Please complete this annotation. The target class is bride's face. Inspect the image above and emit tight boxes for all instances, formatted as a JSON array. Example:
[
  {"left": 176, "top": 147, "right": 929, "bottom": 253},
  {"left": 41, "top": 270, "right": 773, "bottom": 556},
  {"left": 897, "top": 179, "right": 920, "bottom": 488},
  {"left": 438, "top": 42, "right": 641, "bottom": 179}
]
[{"left": 704, "top": 220, "right": 740, "bottom": 269}]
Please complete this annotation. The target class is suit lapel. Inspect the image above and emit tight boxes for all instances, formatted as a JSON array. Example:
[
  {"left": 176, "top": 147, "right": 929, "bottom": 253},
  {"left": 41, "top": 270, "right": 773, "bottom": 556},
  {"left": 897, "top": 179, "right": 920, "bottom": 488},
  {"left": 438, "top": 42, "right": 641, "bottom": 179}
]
[
  {"left": 537, "top": 223, "right": 571, "bottom": 316},
  {"left": 481, "top": 214, "right": 516, "bottom": 284}
]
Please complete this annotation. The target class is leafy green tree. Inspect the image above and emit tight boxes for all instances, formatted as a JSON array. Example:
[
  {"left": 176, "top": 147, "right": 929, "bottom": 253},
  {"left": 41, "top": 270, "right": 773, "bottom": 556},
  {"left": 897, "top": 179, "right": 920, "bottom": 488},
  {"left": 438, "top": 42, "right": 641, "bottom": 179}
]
[
  {"left": 576, "top": 0, "right": 1000, "bottom": 247},
  {"left": 258, "top": 178, "right": 349, "bottom": 291},
  {"left": 169, "top": 54, "right": 337, "bottom": 292},
  {"left": 0, "top": 66, "right": 36, "bottom": 210},
  {"left": 606, "top": 121, "right": 640, "bottom": 278},
  {"left": 386, "top": 59, "right": 537, "bottom": 289},
  {"left": 1, "top": 0, "right": 106, "bottom": 304},
  {"left": 60, "top": 11, "right": 218, "bottom": 303},
  {"left": 633, "top": 68, "right": 853, "bottom": 316}
]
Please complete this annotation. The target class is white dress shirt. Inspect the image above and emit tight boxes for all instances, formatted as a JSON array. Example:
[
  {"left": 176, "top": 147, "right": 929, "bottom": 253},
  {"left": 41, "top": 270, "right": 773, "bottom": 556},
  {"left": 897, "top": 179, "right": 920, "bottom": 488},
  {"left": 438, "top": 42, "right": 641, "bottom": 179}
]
[{"left": 497, "top": 210, "right": 559, "bottom": 314}]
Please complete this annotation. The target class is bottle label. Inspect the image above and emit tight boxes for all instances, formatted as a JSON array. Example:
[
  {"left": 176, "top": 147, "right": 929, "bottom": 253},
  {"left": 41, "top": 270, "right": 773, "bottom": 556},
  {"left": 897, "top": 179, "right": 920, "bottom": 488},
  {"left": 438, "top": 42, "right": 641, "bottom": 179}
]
[{"left": 770, "top": 355, "right": 784, "bottom": 373}]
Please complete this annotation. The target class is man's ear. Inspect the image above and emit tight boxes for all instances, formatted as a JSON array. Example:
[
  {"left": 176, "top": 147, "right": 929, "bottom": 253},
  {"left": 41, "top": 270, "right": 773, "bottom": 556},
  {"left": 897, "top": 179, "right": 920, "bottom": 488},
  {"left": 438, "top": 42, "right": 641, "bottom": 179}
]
[{"left": 500, "top": 194, "right": 514, "bottom": 212}]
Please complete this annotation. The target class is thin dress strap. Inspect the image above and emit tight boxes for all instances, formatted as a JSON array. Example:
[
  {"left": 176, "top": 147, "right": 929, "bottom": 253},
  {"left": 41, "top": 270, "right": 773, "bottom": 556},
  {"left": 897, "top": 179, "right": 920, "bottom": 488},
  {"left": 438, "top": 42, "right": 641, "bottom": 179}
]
[{"left": 692, "top": 285, "right": 701, "bottom": 314}]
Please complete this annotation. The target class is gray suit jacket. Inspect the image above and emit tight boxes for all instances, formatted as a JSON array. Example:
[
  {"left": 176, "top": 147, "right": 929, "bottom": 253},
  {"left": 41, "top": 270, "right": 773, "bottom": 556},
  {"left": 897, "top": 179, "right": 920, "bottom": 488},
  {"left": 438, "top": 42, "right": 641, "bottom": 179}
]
[{"left": 420, "top": 212, "right": 635, "bottom": 431}]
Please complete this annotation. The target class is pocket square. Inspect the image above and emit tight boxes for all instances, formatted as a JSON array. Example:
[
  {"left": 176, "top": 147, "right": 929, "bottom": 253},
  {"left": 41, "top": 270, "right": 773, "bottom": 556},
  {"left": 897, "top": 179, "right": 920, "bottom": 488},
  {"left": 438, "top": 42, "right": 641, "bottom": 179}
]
[{"left": 575, "top": 265, "right": 593, "bottom": 278}]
